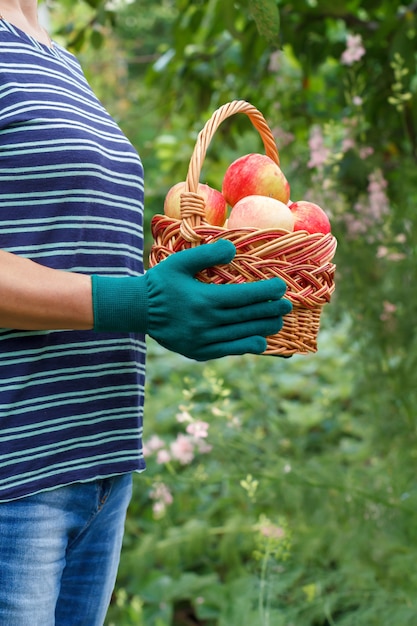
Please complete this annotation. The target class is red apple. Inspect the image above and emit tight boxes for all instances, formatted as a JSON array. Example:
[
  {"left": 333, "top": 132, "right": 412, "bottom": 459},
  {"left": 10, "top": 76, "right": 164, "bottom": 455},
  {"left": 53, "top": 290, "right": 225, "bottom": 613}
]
[
  {"left": 289, "top": 200, "right": 331, "bottom": 234},
  {"left": 228, "top": 195, "right": 295, "bottom": 231},
  {"left": 222, "top": 153, "right": 290, "bottom": 206},
  {"left": 164, "top": 181, "right": 227, "bottom": 226}
]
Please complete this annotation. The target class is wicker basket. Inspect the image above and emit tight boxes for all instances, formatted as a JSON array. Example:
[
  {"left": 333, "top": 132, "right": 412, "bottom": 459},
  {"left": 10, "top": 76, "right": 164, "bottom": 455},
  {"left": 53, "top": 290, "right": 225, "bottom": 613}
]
[{"left": 149, "top": 100, "right": 337, "bottom": 356}]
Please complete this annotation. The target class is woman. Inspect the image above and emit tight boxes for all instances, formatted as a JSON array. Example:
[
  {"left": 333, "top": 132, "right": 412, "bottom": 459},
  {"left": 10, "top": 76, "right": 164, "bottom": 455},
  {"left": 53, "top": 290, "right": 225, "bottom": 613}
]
[{"left": 0, "top": 2, "right": 292, "bottom": 624}]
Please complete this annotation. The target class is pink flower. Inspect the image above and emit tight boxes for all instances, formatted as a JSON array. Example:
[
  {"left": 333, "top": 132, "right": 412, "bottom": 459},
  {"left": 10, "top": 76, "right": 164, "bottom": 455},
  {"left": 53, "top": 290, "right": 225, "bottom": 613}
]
[
  {"left": 377, "top": 245, "right": 405, "bottom": 261},
  {"left": 380, "top": 301, "right": 397, "bottom": 322},
  {"left": 195, "top": 439, "right": 213, "bottom": 455},
  {"left": 152, "top": 502, "right": 166, "bottom": 517},
  {"left": 170, "top": 434, "right": 195, "bottom": 465},
  {"left": 142, "top": 434, "right": 165, "bottom": 457},
  {"left": 341, "top": 34, "right": 365, "bottom": 66},
  {"left": 343, "top": 213, "right": 368, "bottom": 237},
  {"left": 367, "top": 169, "right": 389, "bottom": 220},
  {"left": 150, "top": 482, "right": 173, "bottom": 505},
  {"left": 342, "top": 170, "right": 390, "bottom": 240},
  {"left": 260, "top": 523, "right": 285, "bottom": 539},
  {"left": 149, "top": 482, "right": 173, "bottom": 517},
  {"left": 145, "top": 435, "right": 165, "bottom": 452},
  {"left": 359, "top": 146, "right": 374, "bottom": 159},
  {"left": 377, "top": 246, "right": 389, "bottom": 258},
  {"left": 308, "top": 126, "right": 330, "bottom": 169},
  {"left": 268, "top": 50, "right": 282, "bottom": 73},
  {"left": 342, "top": 137, "right": 355, "bottom": 152},
  {"left": 156, "top": 449, "right": 171, "bottom": 464},
  {"left": 272, "top": 126, "right": 295, "bottom": 148},
  {"left": 386, "top": 252, "right": 406, "bottom": 261},
  {"left": 186, "top": 420, "right": 209, "bottom": 439}
]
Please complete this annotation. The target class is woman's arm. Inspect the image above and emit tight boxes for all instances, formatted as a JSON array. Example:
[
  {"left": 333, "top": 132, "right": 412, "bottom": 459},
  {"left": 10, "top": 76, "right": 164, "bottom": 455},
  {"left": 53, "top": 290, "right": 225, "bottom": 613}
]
[
  {"left": 0, "top": 242, "right": 293, "bottom": 361},
  {"left": 0, "top": 250, "right": 94, "bottom": 330}
]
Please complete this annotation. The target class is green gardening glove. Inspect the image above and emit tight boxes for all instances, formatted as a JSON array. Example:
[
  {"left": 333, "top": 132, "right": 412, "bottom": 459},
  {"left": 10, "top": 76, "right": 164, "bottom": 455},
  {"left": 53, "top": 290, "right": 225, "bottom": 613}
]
[{"left": 91, "top": 239, "right": 292, "bottom": 361}]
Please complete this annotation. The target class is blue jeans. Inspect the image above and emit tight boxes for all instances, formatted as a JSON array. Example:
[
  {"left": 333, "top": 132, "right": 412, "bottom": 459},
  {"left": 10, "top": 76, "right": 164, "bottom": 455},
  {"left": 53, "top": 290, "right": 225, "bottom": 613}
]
[{"left": 0, "top": 473, "right": 132, "bottom": 626}]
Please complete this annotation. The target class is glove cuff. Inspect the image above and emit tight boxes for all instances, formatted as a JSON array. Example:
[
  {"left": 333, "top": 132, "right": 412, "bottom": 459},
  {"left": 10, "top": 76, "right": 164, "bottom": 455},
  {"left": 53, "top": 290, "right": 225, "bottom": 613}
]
[{"left": 91, "top": 274, "right": 149, "bottom": 333}]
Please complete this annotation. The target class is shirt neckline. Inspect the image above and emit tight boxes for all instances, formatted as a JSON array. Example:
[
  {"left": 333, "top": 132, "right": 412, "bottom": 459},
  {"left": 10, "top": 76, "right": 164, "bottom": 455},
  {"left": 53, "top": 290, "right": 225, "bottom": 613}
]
[{"left": 0, "top": 16, "right": 55, "bottom": 53}]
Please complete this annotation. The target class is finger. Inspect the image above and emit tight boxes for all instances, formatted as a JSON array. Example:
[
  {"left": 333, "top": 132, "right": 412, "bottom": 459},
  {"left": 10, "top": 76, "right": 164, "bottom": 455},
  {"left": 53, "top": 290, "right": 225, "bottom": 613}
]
[
  {"left": 192, "top": 336, "right": 268, "bottom": 361},
  {"left": 204, "top": 277, "right": 289, "bottom": 309},
  {"left": 202, "top": 316, "right": 284, "bottom": 344},
  {"left": 207, "top": 297, "right": 292, "bottom": 327},
  {"left": 170, "top": 240, "right": 236, "bottom": 275}
]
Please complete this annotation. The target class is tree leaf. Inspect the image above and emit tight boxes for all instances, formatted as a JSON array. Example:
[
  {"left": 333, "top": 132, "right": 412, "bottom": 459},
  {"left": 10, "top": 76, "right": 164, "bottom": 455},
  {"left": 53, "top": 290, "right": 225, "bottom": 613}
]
[{"left": 249, "top": 0, "right": 280, "bottom": 47}]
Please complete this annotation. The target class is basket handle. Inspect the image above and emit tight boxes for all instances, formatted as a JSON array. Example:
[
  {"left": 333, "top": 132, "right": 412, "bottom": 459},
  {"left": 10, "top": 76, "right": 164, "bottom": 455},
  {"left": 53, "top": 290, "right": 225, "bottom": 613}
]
[
  {"left": 185, "top": 100, "right": 280, "bottom": 193},
  {"left": 179, "top": 100, "right": 280, "bottom": 242}
]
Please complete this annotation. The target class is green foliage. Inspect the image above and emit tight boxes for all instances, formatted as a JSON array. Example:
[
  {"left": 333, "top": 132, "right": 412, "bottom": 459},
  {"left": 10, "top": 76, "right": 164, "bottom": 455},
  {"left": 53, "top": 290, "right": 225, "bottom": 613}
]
[
  {"left": 105, "top": 321, "right": 417, "bottom": 625},
  {"left": 47, "top": 1, "right": 417, "bottom": 624},
  {"left": 49, "top": 0, "right": 115, "bottom": 50},
  {"left": 249, "top": 0, "right": 281, "bottom": 47}
]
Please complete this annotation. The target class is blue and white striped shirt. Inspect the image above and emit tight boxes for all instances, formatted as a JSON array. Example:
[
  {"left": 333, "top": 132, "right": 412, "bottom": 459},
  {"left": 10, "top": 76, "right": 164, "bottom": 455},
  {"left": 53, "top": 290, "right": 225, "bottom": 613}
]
[{"left": 0, "top": 19, "right": 147, "bottom": 501}]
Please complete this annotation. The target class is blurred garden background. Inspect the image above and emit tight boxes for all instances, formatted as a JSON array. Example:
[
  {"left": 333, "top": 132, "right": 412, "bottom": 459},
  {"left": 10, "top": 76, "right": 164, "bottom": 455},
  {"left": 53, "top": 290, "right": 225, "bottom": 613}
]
[{"left": 48, "top": 1, "right": 416, "bottom": 623}]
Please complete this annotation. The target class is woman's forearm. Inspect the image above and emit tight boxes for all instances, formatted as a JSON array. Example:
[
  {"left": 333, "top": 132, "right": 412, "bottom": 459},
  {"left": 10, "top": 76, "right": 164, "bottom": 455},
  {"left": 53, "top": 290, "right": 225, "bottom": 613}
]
[{"left": 0, "top": 250, "right": 94, "bottom": 330}]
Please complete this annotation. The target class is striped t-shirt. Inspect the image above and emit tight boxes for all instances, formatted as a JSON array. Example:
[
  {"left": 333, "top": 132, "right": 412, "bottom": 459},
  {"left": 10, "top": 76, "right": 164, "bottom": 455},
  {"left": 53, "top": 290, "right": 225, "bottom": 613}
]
[{"left": 0, "top": 19, "right": 147, "bottom": 501}]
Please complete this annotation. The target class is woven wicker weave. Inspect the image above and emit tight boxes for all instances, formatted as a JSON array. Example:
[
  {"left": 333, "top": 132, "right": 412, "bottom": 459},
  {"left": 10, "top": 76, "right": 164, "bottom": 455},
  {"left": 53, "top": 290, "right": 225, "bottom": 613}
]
[{"left": 149, "top": 100, "right": 337, "bottom": 355}]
